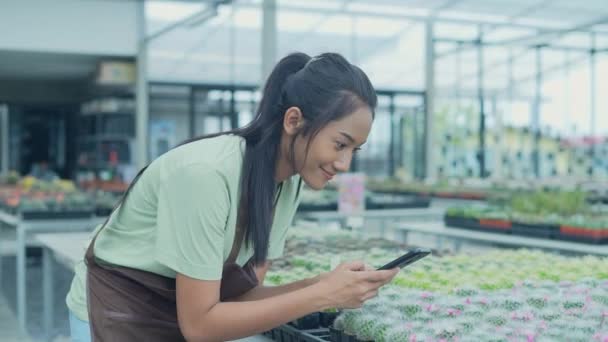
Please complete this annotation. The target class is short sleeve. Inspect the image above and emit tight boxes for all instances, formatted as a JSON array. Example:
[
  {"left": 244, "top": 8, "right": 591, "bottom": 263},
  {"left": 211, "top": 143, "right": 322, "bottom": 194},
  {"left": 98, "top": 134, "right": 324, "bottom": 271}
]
[{"left": 155, "top": 164, "right": 230, "bottom": 280}]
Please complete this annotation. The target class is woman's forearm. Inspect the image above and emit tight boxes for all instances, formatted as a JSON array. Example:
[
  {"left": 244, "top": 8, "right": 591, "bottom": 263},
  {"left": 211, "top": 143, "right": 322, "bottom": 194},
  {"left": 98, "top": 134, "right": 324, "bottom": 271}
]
[
  {"left": 184, "top": 283, "right": 329, "bottom": 342},
  {"left": 230, "top": 276, "right": 319, "bottom": 302}
]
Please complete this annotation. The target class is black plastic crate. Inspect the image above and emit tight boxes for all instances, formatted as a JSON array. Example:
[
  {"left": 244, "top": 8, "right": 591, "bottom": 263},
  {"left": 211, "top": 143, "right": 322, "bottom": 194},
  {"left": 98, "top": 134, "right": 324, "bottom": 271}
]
[
  {"left": 266, "top": 324, "right": 330, "bottom": 342},
  {"left": 95, "top": 207, "right": 113, "bottom": 217},
  {"left": 319, "top": 311, "right": 338, "bottom": 328},
  {"left": 300, "top": 328, "right": 331, "bottom": 342},
  {"left": 512, "top": 222, "right": 559, "bottom": 239},
  {"left": 366, "top": 196, "right": 431, "bottom": 210},
  {"left": 21, "top": 210, "right": 93, "bottom": 220},
  {"left": 298, "top": 203, "right": 338, "bottom": 212},
  {"left": 555, "top": 232, "right": 608, "bottom": 245},
  {"left": 292, "top": 312, "right": 320, "bottom": 330},
  {"left": 444, "top": 215, "right": 480, "bottom": 230}
]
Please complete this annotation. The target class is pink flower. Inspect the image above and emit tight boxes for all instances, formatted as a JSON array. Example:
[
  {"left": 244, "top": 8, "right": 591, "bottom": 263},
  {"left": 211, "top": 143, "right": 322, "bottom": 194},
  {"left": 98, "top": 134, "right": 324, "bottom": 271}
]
[
  {"left": 409, "top": 334, "right": 417, "bottom": 342},
  {"left": 447, "top": 308, "right": 462, "bottom": 316},
  {"left": 465, "top": 298, "right": 472, "bottom": 304},
  {"left": 527, "top": 333, "right": 535, "bottom": 342}
]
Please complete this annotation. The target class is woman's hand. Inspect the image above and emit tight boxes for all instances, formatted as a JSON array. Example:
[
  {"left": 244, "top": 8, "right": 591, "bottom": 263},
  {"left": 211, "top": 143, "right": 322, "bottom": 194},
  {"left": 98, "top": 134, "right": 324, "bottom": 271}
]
[{"left": 314, "top": 260, "right": 399, "bottom": 310}]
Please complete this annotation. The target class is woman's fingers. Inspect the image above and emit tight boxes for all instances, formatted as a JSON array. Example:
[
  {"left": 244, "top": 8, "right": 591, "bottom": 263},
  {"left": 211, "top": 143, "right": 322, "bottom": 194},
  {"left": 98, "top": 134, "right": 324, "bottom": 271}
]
[{"left": 356, "top": 268, "right": 399, "bottom": 283}]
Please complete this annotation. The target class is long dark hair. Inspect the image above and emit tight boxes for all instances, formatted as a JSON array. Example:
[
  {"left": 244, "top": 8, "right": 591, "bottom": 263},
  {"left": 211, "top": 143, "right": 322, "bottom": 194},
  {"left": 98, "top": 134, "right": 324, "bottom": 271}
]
[{"left": 108, "top": 52, "right": 377, "bottom": 264}]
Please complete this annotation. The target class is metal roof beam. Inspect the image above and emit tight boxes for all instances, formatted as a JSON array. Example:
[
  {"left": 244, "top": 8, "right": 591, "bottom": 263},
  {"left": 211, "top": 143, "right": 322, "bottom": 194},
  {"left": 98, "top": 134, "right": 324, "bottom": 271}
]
[{"left": 237, "top": 2, "right": 608, "bottom": 35}]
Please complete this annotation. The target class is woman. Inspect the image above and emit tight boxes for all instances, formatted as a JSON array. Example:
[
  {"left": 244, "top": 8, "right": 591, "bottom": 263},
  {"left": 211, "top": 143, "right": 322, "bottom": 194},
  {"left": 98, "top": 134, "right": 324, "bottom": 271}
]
[{"left": 66, "top": 52, "right": 399, "bottom": 341}]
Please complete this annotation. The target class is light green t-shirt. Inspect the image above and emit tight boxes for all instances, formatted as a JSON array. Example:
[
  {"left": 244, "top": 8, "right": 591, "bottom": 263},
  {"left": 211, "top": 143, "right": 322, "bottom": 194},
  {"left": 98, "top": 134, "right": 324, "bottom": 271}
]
[{"left": 66, "top": 134, "right": 302, "bottom": 321}]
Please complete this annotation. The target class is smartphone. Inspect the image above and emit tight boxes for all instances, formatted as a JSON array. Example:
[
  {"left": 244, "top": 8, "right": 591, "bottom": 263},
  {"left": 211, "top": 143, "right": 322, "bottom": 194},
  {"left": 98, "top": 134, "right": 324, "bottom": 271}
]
[{"left": 377, "top": 248, "right": 431, "bottom": 270}]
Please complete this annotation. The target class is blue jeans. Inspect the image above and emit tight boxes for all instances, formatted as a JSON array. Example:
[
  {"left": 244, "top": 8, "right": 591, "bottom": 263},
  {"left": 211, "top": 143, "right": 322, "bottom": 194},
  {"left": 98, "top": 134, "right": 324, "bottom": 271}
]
[{"left": 69, "top": 311, "right": 91, "bottom": 342}]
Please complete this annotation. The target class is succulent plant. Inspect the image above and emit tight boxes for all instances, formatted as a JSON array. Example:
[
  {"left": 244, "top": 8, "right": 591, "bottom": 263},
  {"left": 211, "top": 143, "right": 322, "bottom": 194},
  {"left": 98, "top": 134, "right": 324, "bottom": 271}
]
[
  {"left": 370, "top": 320, "right": 396, "bottom": 342},
  {"left": 354, "top": 314, "right": 377, "bottom": 341},
  {"left": 400, "top": 303, "right": 423, "bottom": 317},
  {"left": 527, "top": 296, "right": 549, "bottom": 309},
  {"left": 339, "top": 310, "right": 361, "bottom": 336},
  {"left": 384, "top": 326, "right": 412, "bottom": 341},
  {"left": 433, "top": 322, "right": 460, "bottom": 340},
  {"left": 486, "top": 314, "right": 508, "bottom": 327},
  {"left": 501, "top": 297, "right": 525, "bottom": 311}
]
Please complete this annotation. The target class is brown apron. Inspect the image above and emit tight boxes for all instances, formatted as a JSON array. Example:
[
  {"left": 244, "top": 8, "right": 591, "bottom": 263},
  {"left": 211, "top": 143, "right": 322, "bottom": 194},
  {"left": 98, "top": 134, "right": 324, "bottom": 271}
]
[{"left": 85, "top": 221, "right": 258, "bottom": 341}]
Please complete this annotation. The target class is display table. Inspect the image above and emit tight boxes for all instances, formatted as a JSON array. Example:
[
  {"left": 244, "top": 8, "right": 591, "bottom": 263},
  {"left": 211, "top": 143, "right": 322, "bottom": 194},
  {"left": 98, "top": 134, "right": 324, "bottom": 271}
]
[
  {"left": 0, "top": 210, "right": 103, "bottom": 333},
  {"left": 392, "top": 221, "right": 608, "bottom": 256}
]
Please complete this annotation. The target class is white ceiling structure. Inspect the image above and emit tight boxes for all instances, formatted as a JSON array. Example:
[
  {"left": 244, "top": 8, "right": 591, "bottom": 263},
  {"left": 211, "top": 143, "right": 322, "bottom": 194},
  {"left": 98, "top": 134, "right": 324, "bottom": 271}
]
[{"left": 145, "top": 0, "right": 608, "bottom": 134}]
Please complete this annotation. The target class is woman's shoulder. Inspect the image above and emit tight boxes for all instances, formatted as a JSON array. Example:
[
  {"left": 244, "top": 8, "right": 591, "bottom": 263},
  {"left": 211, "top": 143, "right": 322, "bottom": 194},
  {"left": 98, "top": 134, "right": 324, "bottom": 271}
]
[
  {"left": 157, "top": 134, "right": 244, "bottom": 173},
  {"left": 177, "top": 134, "right": 243, "bottom": 158}
]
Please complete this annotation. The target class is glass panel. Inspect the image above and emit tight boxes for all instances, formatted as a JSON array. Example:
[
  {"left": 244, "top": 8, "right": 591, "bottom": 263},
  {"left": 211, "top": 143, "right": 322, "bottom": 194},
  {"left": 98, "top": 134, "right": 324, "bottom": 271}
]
[{"left": 350, "top": 92, "right": 426, "bottom": 178}]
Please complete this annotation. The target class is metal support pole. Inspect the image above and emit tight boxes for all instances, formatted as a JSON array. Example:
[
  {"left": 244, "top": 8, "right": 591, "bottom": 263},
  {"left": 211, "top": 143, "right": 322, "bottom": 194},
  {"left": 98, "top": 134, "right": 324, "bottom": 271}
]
[
  {"left": 424, "top": 20, "right": 436, "bottom": 180},
  {"left": 0, "top": 105, "right": 8, "bottom": 173},
  {"left": 389, "top": 95, "right": 395, "bottom": 176},
  {"left": 532, "top": 46, "right": 542, "bottom": 178},
  {"left": 189, "top": 88, "right": 196, "bottom": 138},
  {"left": 230, "top": 89, "right": 237, "bottom": 129},
  {"left": 136, "top": 1, "right": 149, "bottom": 170},
  {"left": 491, "top": 96, "right": 500, "bottom": 179},
  {"left": 476, "top": 28, "right": 486, "bottom": 178},
  {"left": 261, "top": 0, "right": 277, "bottom": 82},
  {"left": 564, "top": 51, "right": 573, "bottom": 175},
  {"left": 43, "top": 248, "right": 54, "bottom": 341},
  {"left": 590, "top": 33, "right": 597, "bottom": 178},
  {"left": 455, "top": 42, "right": 463, "bottom": 177},
  {"left": 16, "top": 225, "right": 26, "bottom": 332}
]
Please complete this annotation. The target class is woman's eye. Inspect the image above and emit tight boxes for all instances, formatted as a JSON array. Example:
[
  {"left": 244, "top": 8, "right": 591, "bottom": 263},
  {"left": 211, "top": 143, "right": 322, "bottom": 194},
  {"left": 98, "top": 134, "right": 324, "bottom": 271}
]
[
  {"left": 353, "top": 147, "right": 362, "bottom": 154},
  {"left": 335, "top": 141, "right": 347, "bottom": 150}
]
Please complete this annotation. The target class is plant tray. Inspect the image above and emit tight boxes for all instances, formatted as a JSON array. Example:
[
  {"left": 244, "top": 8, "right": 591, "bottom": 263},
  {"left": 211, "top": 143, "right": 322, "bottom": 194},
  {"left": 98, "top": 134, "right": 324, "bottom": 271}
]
[
  {"left": 433, "top": 191, "right": 487, "bottom": 200},
  {"left": 264, "top": 324, "right": 331, "bottom": 342},
  {"left": 327, "top": 327, "right": 372, "bottom": 342},
  {"left": 21, "top": 210, "right": 93, "bottom": 220},
  {"left": 556, "top": 226, "right": 608, "bottom": 245},
  {"left": 298, "top": 203, "right": 338, "bottom": 212},
  {"left": 95, "top": 207, "right": 113, "bottom": 217},
  {"left": 511, "top": 222, "right": 559, "bottom": 239},
  {"left": 444, "top": 215, "right": 480, "bottom": 230},
  {"left": 366, "top": 196, "right": 431, "bottom": 210},
  {"left": 478, "top": 218, "right": 512, "bottom": 234}
]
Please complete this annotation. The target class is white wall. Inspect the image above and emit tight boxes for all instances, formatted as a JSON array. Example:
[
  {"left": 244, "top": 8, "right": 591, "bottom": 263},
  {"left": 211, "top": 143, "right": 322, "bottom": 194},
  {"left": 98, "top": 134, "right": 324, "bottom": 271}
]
[{"left": 0, "top": 0, "right": 137, "bottom": 56}]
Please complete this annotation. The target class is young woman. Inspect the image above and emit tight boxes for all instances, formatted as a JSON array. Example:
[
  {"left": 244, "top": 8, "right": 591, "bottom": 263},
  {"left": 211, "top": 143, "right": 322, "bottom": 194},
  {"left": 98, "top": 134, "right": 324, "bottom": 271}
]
[{"left": 65, "top": 52, "right": 399, "bottom": 341}]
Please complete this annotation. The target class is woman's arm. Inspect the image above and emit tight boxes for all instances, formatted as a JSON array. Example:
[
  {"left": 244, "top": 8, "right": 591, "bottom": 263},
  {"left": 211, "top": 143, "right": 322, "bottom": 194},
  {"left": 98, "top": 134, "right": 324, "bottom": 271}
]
[
  {"left": 176, "top": 261, "right": 398, "bottom": 342},
  {"left": 230, "top": 261, "right": 319, "bottom": 302}
]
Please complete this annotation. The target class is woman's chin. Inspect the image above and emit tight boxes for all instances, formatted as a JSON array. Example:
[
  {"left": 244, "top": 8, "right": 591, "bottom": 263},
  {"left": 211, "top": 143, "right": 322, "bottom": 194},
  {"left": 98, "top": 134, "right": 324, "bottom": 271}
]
[{"left": 301, "top": 175, "right": 326, "bottom": 190}]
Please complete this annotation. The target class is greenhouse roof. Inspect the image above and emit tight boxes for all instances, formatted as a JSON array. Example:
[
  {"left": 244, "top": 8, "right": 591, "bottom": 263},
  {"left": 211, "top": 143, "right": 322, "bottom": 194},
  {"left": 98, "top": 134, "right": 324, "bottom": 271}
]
[{"left": 146, "top": 0, "right": 608, "bottom": 91}]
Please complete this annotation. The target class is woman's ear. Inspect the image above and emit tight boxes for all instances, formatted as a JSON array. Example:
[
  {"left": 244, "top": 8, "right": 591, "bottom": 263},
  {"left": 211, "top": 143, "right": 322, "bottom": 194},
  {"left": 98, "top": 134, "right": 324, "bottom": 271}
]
[{"left": 282, "top": 107, "right": 304, "bottom": 136}]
